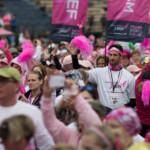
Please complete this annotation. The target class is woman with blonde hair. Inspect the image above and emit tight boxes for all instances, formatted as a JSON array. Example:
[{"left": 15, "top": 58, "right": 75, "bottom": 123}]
[
  {"left": 80, "top": 125, "right": 121, "bottom": 150},
  {"left": 0, "top": 115, "right": 35, "bottom": 150}
]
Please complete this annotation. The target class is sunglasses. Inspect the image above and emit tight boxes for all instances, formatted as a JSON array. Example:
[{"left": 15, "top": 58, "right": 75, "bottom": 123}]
[{"left": 80, "top": 85, "right": 94, "bottom": 92}]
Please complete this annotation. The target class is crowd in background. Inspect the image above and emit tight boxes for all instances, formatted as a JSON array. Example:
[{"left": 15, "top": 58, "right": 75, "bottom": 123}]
[
  {"left": 0, "top": 0, "right": 150, "bottom": 149},
  {"left": 0, "top": 28, "right": 150, "bottom": 150}
]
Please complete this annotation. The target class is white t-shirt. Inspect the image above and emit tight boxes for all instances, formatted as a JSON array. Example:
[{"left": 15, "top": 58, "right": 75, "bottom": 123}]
[
  {"left": 0, "top": 101, "right": 54, "bottom": 150},
  {"left": 88, "top": 66, "right": 135, "bottom": 109}
]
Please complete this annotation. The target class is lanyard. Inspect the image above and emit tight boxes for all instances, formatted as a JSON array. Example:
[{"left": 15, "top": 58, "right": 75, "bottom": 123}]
[
  {"left": 109, "top": 69, "right": 121, "bottom": 93},
  {"left": 28, "top": 91, "right": 42, "bottom": 104}
]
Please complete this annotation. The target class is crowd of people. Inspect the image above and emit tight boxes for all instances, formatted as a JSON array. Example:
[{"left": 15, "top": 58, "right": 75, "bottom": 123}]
[{"left": 0, "top": 25, "right": 150, "bottom": 150}]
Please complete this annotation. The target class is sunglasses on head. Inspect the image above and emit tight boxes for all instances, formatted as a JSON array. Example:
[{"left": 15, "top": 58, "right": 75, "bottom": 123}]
[{"left": 80, "top": 85, "right": 94, "bottom": 92}]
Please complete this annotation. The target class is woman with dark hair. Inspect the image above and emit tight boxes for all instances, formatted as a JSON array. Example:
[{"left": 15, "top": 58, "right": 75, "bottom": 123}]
[
  {"left": 20, "top": 71, "right": 44, "bottom": 108},
  {"left": 96, "top": 56, "right": 109, "bottom": 68},
  {"left": 80, "top": 85, "right": 99, "bottom": 102}
]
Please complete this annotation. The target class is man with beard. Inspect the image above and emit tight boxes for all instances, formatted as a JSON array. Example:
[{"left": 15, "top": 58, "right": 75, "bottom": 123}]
[{"left": 87, "top": 44, "right": 135, "bottom": 113}]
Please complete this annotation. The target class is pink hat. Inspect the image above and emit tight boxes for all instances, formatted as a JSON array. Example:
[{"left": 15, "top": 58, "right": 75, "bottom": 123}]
[
  {"left": 79, "top": 60, "right": 94, "bottom": 69},
  {"left": 62, "top": 55, "right": 72, "bottom": 66},
  {"left": 127, "top": 65, "right": 141, "bottom": 73},
  {"left": 122, "top": 49, "right": 131, "bottom": 58},
  {"left": 105, "top": 107, "right": 141, "bottom": 136}
]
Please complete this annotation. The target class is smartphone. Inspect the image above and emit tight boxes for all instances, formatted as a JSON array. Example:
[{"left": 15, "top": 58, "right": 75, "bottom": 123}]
[{"left": 49, "top": 76, "right": 65, "bottom": 88}]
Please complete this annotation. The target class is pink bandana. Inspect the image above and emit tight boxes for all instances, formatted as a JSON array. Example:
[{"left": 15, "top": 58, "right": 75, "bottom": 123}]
[{"left": 108, "top": 63, "right": 122, "bottom": 71}]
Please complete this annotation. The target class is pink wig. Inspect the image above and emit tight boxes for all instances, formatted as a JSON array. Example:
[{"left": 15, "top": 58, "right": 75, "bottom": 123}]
[
  {"left": 142, "top": 81, "right": 150, "bottom": 107},
  {"left": 0, "top": 40, "right": 9, "bottom": 50},
  {"left": 70, "top": 35, "right": 93, "bottom": 58},
  {"left": 18, "top": 40, "right": 35, "bottom": 63}
]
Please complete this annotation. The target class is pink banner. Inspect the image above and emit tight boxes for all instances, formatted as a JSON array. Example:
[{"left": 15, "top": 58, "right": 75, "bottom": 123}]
[
  {"left": 145, "top": 7, "right": 150, "bottom": 38},
  {"left": 107, "top": 0, "right": 149, "bottom": 23},
  {"left": 52, "top": 0, "right": 88, "bottom": 26},
  {"left": 51, "top": 0, "right": 89, "bottom": 41},
  {"left": 106, "top": 0, "right": 150, "bottom": 42}
]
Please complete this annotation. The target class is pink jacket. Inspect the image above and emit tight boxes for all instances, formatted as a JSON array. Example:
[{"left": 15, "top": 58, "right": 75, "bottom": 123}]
[
  {"left": 41, "top": 94, "right": 102, "bottom": 146},
  {"left": 3, "top": 15, "right": 11, "bottom": 26}
]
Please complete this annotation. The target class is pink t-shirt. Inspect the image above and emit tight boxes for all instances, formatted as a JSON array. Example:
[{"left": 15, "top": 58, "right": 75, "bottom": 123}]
[{"left": 3, "top": 15, "right": 11, "bottom": 26}]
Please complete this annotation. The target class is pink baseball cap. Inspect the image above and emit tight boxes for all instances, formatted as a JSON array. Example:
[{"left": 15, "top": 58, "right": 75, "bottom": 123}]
[
  {"left": 79, "top": 60, "right": 94, "bottom": 69},
  {"left": 127, "top": 65, "right": 141, "bottom": 73},
  {"left": 62, "top": 55, "right": 72, "bottom": 66}
]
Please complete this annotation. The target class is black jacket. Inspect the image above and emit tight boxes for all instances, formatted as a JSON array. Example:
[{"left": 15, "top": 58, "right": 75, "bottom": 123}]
[{"left": 24, "top": 90, "right": 43, "bottom": 108}]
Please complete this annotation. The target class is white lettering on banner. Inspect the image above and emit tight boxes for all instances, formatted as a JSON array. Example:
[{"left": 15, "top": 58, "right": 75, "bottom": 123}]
[
  {"left": 124, "top": 0, "right": 135, "bottom": 13},
  {"left": 67, "top": 0, "right": 79, "bottom": 20}
]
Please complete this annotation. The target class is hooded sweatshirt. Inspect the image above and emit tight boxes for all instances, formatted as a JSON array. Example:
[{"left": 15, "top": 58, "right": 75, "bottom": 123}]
[{"left": 40, "top": 94, "right": 102, "bottom": 146}]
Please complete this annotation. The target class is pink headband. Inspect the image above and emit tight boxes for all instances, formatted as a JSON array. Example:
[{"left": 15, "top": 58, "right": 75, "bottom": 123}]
[
  {"left": 109, "top": 47, "right": 122, "bottom": 55},
  {"left": 90, "top": 127, "right": 113, "bottom": 150}
]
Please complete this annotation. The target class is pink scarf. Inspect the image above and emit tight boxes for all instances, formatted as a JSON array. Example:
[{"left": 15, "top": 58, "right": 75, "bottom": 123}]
[{"left": 108, "top": 63, "right": 122, "bottom": 71}]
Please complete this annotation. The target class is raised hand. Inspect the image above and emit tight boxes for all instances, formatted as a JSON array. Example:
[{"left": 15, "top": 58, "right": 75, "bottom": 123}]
[{"left": 69, "top": 44, "right": 78, "bottom": 55}]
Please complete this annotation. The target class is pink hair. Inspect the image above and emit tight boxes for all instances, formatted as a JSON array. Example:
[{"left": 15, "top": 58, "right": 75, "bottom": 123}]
[
  {"left": 0, "top": 40, "right": 9, "bottom": 49},
  {"left": 142, "top": 81, "right": 150, "bottom": 106},
  {"left": 70, "top": 35, "right": 93, "bottom": 58},
  {"left": 18, "top": 40, "right": 35, "bottom": 63}
]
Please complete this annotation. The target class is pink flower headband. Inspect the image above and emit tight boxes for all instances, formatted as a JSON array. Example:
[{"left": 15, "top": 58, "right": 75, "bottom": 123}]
[{"left": 105, "top": 107, "right": 141, "bottom": 136}]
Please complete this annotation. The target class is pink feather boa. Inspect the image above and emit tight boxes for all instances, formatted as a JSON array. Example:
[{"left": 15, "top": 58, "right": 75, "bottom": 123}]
[
  {"left": 70, "top": 35, "right": 93, "bottom": 58},
  {"left": 0, "top": 40, "right": 9, "bottom": 50},
  {"left": 142, "top": 81, "right": 150, "bottom": 106},
  {"left": 18, "top": 40, "right": 35, "bottom": 63}
]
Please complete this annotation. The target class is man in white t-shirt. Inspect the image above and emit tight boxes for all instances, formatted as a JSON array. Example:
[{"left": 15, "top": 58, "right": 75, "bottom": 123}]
[
  {"left": 0, "top": 67, "right": 54, "bottom": 150},
  {"left": 88, "top": 44, "right": 135, "bottom": 112}
]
